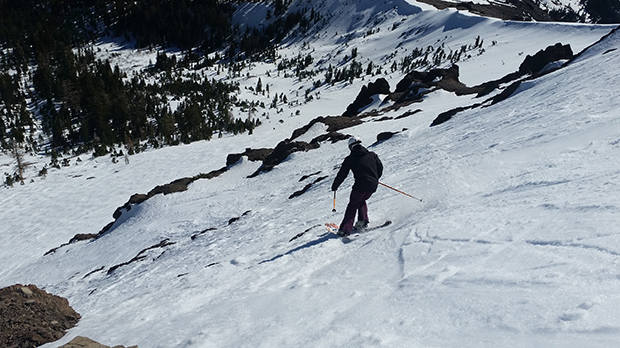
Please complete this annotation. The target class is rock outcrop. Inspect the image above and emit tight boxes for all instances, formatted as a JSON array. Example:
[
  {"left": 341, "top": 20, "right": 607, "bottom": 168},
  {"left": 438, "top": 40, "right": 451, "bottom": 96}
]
[
  {"left": 59, "top": 336, "right": 137, "bottom": 348},
  {"left": 519, "top": 42, "right": 573, "bottom": 75},
  {"left": 343, "top": 78, "right": 391, "bottom": 116},
  {"left": 0, "top": 284, "right": 81, "bottom": 348}
]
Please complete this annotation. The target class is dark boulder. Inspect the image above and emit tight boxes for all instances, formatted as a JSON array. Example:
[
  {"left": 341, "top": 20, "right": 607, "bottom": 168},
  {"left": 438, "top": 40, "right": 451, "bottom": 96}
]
[
  {"left": 430, "top": 104, "right": 480, "bottom": 127},
  {"left": 519, "top": 43, "right": 573, "bottom": 75},
  {"left": 391, "top": 65, "right": 473, "bottom": 104},
  {"left": 226, "top": 148, "right": 273, "bottom": 166},
  {"left": 249, "top": 140, "right": 320, "bottom": 177},
  {"left": 376, "top": 131, "right": 397, "bottom": 142},
  {"left": 343, "top": 78, "right": 391, "bottom": 116},
  {"left": 310, "top": 131, "right": 350, "bottom": 144},
  {"left": 291, "top": 116, "right": 363, "bottom": 140},
  {"left": 148, "top": 177, "right": 195, "bottom": 196}
]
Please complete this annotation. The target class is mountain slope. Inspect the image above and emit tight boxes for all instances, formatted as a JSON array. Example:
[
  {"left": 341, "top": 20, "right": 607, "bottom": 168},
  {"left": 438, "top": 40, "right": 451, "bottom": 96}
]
[
  {"left": 417, "top": 0, "right": 620, "bottom": 23},
  {"left": 1, "top": 2, "right": 620, "bottom": 348}
]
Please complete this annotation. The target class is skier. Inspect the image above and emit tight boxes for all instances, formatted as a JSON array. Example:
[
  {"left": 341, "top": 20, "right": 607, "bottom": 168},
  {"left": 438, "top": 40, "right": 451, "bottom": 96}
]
[{"left": 331, "top": 136, "right": 383, "bottom": 237}]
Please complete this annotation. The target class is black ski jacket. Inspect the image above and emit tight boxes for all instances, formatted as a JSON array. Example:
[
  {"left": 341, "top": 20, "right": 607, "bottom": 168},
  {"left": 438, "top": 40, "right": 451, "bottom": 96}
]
[{"left": 332, "top": 145, "right": 383, "bottom": 193}]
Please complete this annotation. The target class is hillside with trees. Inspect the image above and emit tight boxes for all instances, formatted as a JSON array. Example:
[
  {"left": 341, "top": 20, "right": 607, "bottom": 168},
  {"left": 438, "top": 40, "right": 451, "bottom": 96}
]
[{"left": 1, "top": 0, "right": 617, "bottom": 186}]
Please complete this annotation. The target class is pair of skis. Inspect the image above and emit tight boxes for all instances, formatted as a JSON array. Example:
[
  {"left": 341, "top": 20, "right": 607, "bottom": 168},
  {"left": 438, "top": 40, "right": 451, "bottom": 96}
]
[{"left": 324, "top": 220, "right": 392, "bottom": 239}]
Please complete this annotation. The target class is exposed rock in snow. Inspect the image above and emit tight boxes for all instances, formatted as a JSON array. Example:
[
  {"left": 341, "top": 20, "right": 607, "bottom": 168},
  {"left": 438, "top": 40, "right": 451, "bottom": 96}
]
[{"left": 0, "top": 284, "right": 80, "bottom": 348}]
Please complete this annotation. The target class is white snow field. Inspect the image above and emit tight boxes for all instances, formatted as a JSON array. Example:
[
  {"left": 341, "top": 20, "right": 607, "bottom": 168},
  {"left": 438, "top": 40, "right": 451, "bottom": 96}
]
[{"left": 1, "top": 1, "right": 620, "bottom": 347}]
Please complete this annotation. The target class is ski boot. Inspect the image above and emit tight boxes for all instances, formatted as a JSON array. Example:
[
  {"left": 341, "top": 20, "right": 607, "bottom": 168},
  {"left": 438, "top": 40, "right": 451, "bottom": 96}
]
[
  {"left": 353, "top": 220, "right": 369, "bottom": 232},
  {"left": 337, "top": 229, "right": 351, "bottom": 237}
]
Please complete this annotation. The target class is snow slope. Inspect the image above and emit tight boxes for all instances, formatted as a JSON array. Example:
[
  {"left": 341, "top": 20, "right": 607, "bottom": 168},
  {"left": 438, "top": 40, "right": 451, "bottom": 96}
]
[{"left": 1, "top": 2, "right": 620, "bottom": 347}]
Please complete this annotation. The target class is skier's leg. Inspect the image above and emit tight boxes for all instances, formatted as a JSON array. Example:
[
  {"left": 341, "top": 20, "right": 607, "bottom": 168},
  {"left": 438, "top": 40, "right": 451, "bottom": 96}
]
[
  {"left": 340, "top": 190, "right": 366, "bottom": 233},
  {"left": 354, "top": 192, "right": 372, "bottom": 230},
  {"left": 357, "top": 192, "right": 372, "bottom": 223}
]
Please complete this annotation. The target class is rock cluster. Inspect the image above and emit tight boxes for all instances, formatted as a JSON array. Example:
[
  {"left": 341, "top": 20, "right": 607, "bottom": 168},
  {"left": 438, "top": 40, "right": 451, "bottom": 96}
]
[
  {"left": 59, "top": 336, "right": 137, "bottom": 348},
  {"left": 0, "top": 284, "right": 80, "bottom": 348}
]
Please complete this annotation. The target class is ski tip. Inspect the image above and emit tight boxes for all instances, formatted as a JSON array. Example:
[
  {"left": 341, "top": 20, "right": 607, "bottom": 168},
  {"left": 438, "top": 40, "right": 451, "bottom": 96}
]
[{"left": 325, "top": 222, "right": 339, "bottom": 234}]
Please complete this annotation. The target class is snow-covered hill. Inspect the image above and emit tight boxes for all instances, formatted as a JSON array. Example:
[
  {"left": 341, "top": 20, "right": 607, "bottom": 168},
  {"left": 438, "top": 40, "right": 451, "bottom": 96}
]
[
  {"left": 416, "top": 0, "right": 611, "bottom": 23},
  {"left": 1, "top": 1, "right": 620, "bottom": 347}
]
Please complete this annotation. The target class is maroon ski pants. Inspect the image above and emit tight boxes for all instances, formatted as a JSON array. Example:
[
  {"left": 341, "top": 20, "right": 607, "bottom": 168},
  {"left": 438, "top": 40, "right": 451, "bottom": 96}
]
[{"left": 339, "top": 190, "right": 373, "bottom": 233}]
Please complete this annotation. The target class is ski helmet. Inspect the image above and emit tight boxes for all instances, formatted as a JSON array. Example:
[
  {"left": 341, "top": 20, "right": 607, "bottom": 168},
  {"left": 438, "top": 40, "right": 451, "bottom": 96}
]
[{"left": 348, "top": 136, "right": 362, "bottom": 150}]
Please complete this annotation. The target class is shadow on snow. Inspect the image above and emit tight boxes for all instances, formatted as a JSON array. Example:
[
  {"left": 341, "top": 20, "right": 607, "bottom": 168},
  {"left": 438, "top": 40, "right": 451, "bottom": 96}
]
[{"left": 258, "top": 233, "right": 339, "bottom": 264}]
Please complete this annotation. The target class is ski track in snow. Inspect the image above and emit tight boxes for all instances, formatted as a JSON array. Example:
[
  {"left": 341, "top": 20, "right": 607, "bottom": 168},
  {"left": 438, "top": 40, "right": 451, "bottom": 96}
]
[{"left": 2, "top": 1, "right": 620, "bottom": 347}]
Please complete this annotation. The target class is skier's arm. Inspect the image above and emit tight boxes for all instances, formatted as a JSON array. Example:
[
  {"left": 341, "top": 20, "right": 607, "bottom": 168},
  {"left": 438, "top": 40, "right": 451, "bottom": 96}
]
[{"left": 332, "top": 159, "right": 351, "bottom": 191}]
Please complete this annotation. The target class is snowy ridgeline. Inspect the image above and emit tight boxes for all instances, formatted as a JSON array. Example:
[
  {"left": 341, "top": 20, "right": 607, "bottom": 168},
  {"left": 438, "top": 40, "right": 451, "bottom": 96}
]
[{"left": 1, "top": 3, "right": 620, "bottom": 348}]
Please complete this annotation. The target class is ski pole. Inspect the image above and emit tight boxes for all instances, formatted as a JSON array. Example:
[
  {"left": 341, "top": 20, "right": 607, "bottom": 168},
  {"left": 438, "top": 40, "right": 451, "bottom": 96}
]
[
  {"left": 379, "top": 182, "right": 423, "bottom": 202},
  {"left": 332, "top": 191, "right": 337, "bottom": 212}
]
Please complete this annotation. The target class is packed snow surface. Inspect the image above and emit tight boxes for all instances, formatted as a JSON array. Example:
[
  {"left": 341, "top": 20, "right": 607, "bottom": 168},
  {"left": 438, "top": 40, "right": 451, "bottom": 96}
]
[{"left": 1, "top": 1, "right": 620, "bottom": 347}]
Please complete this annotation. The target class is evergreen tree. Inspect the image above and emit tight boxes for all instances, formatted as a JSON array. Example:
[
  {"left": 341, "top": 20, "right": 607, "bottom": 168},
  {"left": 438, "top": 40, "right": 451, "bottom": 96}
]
[
  {"left": 9, "top": 138, "right": 26, "bottom": 185},
  {"left": 582, "top": 0, "right": 620, "bottom": 23}
]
